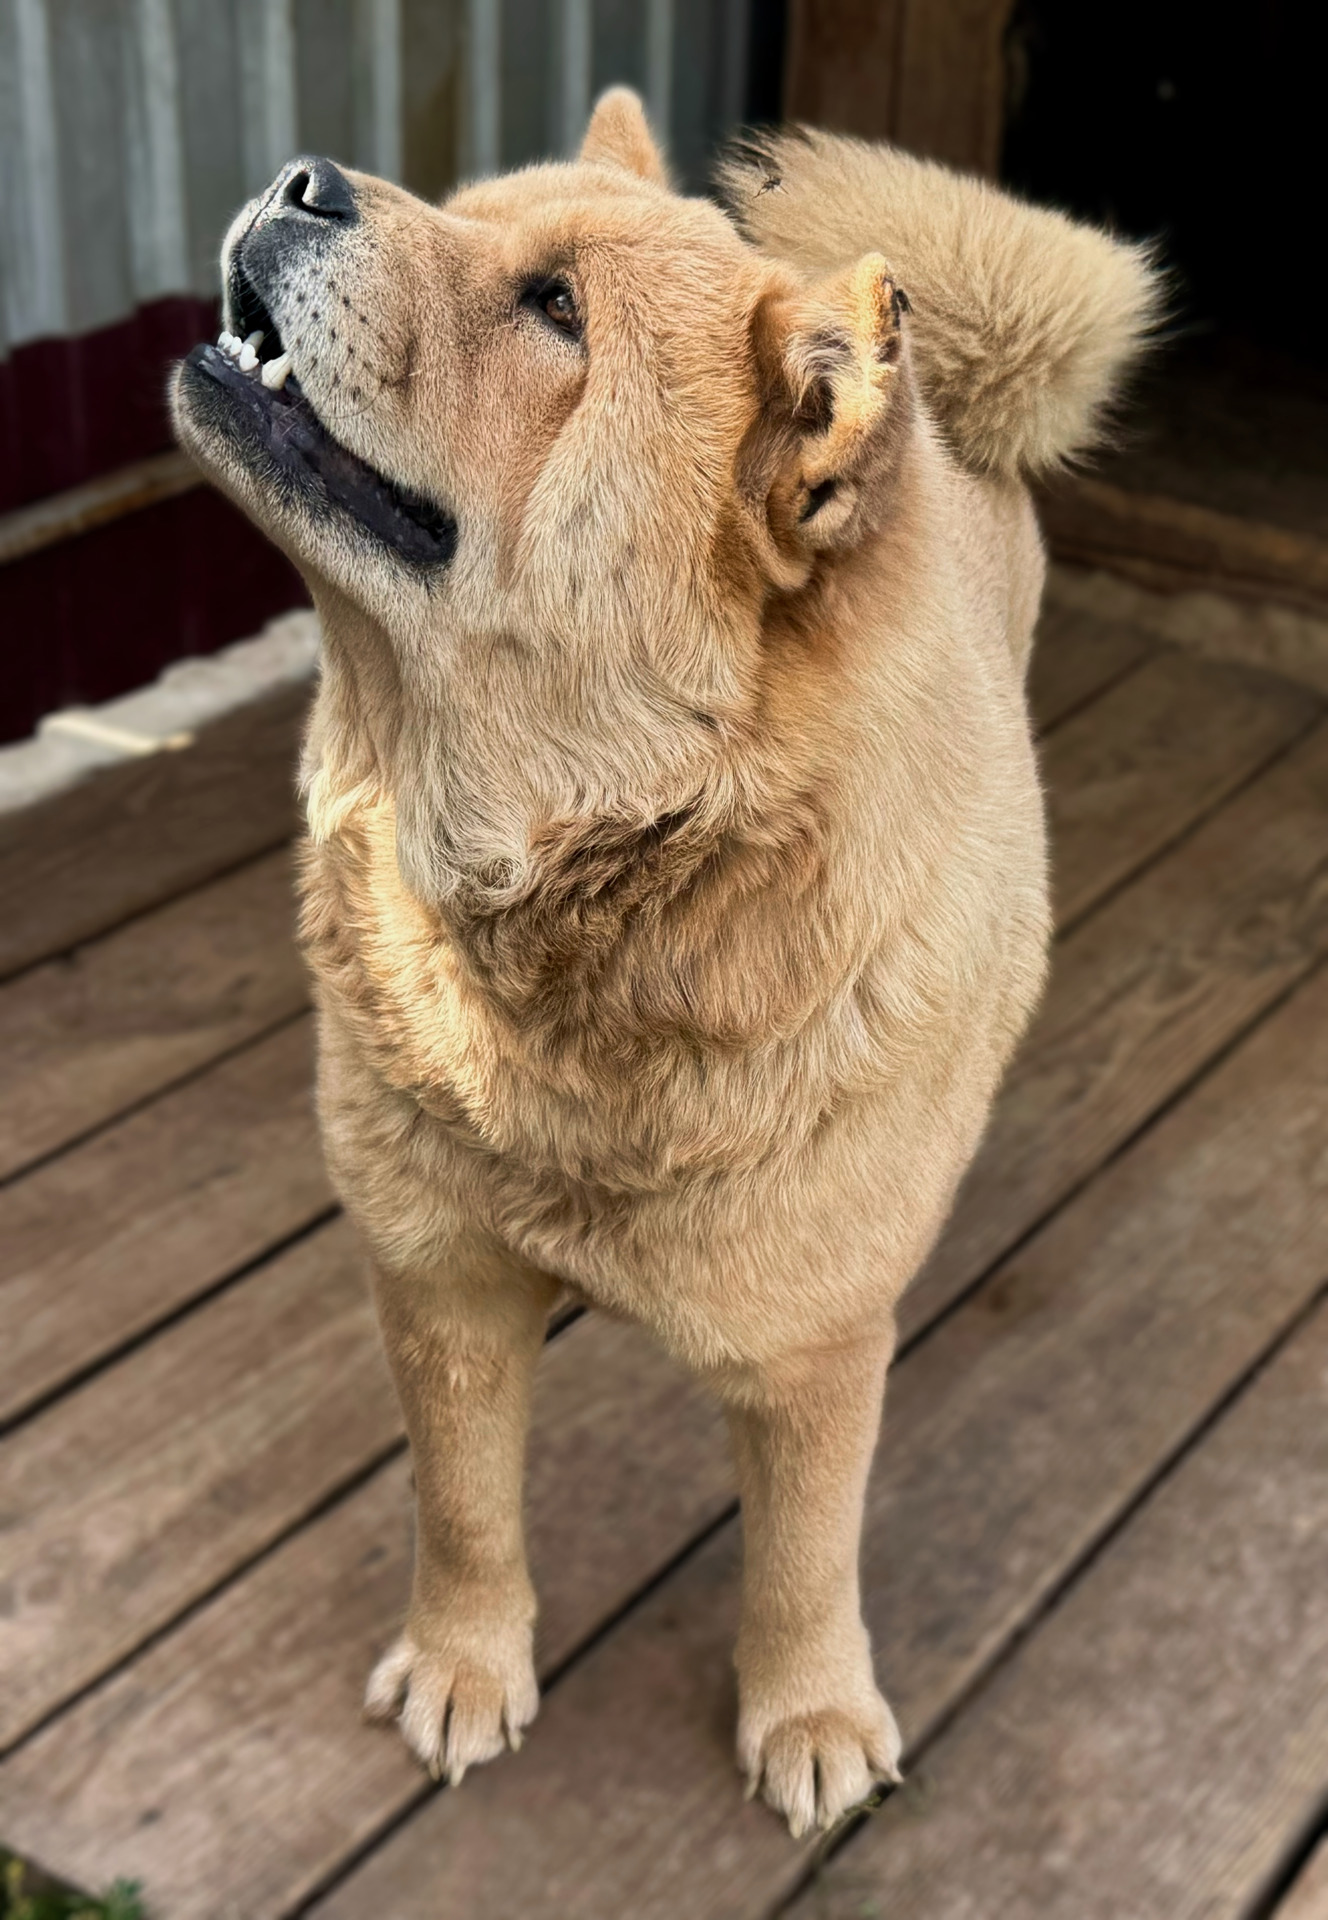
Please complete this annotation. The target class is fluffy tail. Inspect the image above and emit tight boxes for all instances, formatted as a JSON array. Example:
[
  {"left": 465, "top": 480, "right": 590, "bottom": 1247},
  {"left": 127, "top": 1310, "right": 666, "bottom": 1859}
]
[{"left": 717, "top": 129, "right": 1163, "bottom": 481}]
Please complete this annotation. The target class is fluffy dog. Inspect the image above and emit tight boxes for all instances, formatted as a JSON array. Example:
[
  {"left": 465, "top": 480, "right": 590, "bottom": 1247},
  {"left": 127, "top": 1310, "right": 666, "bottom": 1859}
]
[{"left": 172, "top": 89, "right": 1157, "bottom": 1836}]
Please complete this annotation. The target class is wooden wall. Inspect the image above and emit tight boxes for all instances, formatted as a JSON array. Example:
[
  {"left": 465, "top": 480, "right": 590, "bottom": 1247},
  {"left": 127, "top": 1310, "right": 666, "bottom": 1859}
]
[{"left": 783, "top": 0, "right": 1014, "bottom": 175}]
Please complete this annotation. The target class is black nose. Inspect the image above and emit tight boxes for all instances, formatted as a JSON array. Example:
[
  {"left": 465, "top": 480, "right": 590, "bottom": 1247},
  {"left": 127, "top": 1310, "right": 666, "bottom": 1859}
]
[{"left": 280, "top": 157, "right": 357, "bottom": 222}]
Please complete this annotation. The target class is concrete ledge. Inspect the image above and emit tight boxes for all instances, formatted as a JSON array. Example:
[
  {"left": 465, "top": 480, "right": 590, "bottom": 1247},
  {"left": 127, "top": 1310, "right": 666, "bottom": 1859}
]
[{"left": 0, "top": 609, "right": 320, "bottom": 815}]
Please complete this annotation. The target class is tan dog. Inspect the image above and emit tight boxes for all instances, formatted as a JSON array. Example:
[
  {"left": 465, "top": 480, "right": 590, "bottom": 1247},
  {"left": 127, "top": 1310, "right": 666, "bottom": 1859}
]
[{"left": 173, "top": 90, "right": 1157, "bottom": 1836}]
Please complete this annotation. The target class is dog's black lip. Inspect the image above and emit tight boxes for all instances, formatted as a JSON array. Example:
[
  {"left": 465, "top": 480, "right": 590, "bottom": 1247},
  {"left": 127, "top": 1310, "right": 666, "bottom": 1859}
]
[{"left": 183, "top": 341, "right": 457, "bottom": 569}]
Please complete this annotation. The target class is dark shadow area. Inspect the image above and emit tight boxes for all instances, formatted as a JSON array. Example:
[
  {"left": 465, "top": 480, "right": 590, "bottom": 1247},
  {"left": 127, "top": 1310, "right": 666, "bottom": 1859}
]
[{"left": 1003, "top": 0, "right": 1328, "bottom": 533}]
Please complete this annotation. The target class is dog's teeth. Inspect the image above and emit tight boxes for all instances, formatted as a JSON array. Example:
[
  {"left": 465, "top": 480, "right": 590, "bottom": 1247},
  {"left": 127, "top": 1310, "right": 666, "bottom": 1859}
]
[
  {"left": 217, "top": 330, "right": 235, "bottom": 352},
  {"left": 243, "top": 330, "right": 264, "bottom": 351},
  {"left": 224, "top": 335, "right": 243, "bottom": 358},
  {"left": 238, "top": 341, "right": 259, "bottom": 372},
  {"left": 260, "top": 351, "right": 293, "bottom": 391}
]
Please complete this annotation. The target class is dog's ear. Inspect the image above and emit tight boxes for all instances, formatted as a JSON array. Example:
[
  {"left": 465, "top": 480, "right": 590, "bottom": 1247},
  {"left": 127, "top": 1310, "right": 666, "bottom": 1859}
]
[
  {"left": 742, "top": 254, "right": 913, "bottom": 585},
  {"left": 579, "top": 87, "right": 668, "bottom": 185}
]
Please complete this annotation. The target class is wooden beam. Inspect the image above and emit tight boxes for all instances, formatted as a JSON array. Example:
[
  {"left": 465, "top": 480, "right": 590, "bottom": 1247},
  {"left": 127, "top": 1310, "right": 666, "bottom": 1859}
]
[
  {"left": 784, "top": 0, "right": 1014, "bottom": 173},
  {"left": 1040, "top": 474, "right": 1328, "bottom": 618},
  {"left": 0, "top": 450, "right": 200, "bottom": 568},
  {"left": 784, "top": 0, "right": 907, "bottom": 140}
]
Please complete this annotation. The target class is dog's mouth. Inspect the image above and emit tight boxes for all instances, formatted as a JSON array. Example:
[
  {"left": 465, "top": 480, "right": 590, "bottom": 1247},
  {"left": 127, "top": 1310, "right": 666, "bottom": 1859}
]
[{"left": 181, "top": 263, "right": 457, "bottom": 570}]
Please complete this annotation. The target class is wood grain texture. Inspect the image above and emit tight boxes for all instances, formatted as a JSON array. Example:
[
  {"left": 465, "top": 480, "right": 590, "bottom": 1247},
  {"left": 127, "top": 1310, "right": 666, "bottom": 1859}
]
[
  {"left": 1040, "top": 473, "right": 1328, "bottom": 618},
  {"left": 310, "top": 960, "right": 1328, "bottom": 1920},
  {"left": 892, "top": 0, "right": 1015, "bottom": 173},
  {"left": 0, "top": 1314, "right": 734, "bottom": 1918},
  {"left": 1027, "top": 597, "right": 1154, "bottom": 733},
  {"left": 0, "top": 685, "right": 306, "bottom": 982},
  {"left": 0, "top": 848, "right": 306, "bottom": 1182},
  {"left": 0, "top": 1017, "right": 329, "bottom": 1428},
  {"left": 784, "top": 0, "right": 1013, "bottom": 172},
  {"left": 0, "top": 1216, "right": 398, "bottom": 1751},
  {"left": 783, "top": 0, "right": 907, "bottom": 136},
  {"left": 803, "top": 1297, "right": 1328, "bottom": 1920},
  {"left": 1276, "top": 1839, "right": 1328, "bottom": 1920},
  {"left": 902, "top": 717, "right": 1328, "bottom": 1337},
  {"left": 1043, "top": 647, "right": 1318, "bottom": 929}
]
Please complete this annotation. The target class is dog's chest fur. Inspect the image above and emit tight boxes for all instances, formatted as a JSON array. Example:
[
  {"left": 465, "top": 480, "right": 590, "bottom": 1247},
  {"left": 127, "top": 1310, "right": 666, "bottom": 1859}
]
[{"left": 298, "top": 790, "right": 873, "bottom": 1200}]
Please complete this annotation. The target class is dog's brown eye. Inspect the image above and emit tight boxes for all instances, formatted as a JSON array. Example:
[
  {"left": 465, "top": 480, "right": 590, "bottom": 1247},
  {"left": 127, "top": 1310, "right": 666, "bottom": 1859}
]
[
  {"left": 544, "top": 287, "right": 576, "bottom": 327},
  {"left": 524, "top": 276, "right": 582, "bottom": 341}
]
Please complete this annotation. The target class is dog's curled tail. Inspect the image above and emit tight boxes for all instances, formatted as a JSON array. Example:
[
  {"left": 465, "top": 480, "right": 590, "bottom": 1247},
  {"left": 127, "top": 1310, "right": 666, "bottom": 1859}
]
[{"left": 716, "top": 128, "right": 1163, "bottom": 481}]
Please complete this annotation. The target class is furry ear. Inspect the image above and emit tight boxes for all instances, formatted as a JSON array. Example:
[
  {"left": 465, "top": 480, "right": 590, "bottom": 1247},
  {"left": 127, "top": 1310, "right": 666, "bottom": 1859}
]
[
  {"left": 743, "top": 253, "right": 913, "bottom": 580},
  {"left": 579, "top": 87, "right": 669, "bottom": 185}
]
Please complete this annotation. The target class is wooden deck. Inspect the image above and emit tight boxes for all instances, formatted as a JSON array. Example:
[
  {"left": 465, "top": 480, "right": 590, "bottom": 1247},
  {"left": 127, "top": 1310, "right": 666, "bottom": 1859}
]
[{"left": 2, "top": 586, "right": 1328, "bottom": 1920}]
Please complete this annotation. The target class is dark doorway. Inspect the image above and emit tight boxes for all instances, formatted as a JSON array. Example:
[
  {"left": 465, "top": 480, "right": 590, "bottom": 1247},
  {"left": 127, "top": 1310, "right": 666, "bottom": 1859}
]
[{"left": 1002, "top": 0, "right": 1328, "bottom": 538}]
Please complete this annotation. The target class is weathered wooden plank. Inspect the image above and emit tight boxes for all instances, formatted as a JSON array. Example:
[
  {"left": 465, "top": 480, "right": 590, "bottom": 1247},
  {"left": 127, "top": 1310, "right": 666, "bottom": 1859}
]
[
  {"left": 783, "top": 0, "right": 1013, "bottom": 175},
  {"left": 0, "top": 848, "right": 306, "bottom": 1182},
  {"left": 1, "top": 641, "right": 1319, "bottom": 1908},
  {"left": 1040, "top": 471, "right": 1328, "bottom": 619},
  {"left": 0, "top": 1314, "right": 734, "bottom": 1917},
  {"left": 802, "top": 1298, "right": 1328, "bottom": 1920},
  {"left": 305, "top": 958, "right": 1328, "bottom": 1920},
  {"left": 902, "top": 716, "right": 1328, "bottom": 1338},
  {"left": 1276, "top": 1839, "right": 1328, "bottom": 1920},
  {"left": 0, "top": 1017, "right": 329, "bottom": 1428},
  {"left": 0, "top": 685, "right": 306, "bottom": 982},
  {"left": 0, "top": 1216, "right": 398, "bottom": 1751},
  {"left": 1042, "top": 648, "right": 1317, "bottom": 928},
  {"left": 1026, "top": 593, "right": 1154, "bottom": 733}
]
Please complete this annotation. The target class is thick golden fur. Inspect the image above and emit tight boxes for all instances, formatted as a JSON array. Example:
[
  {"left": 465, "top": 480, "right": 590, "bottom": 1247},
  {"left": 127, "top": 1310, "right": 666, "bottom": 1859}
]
[
  {"left": 172, "top": 90, "right": 1156, "bottom": 1837},
  {"left": 717, "top": 125, "right": 1162, "bottom": 478}
]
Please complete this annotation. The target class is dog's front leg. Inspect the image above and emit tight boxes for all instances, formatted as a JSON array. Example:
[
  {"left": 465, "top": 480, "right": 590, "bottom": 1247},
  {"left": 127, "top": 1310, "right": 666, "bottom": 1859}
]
[
  {"left": 365, "top": 1244, "right": 557, "bottom": 1784},
  {"left": 723, "top": 1333, "right": 902, "bottom": 1836}
]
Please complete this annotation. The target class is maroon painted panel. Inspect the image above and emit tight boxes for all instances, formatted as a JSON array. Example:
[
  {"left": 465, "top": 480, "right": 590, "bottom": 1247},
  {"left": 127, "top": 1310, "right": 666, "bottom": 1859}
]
[
  {"left": 0, "top": 488, "right": 307, "bottom": 745},
  {"left": 0, "top": 296, "right": 222, "bottom": 513},
  {"left": 1, "top": 299, "right": 310, "bottom": 743}
]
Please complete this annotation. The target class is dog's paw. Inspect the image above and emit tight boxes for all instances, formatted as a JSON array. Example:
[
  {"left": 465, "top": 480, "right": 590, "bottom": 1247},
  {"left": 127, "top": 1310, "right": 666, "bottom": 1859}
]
[
  {"left": 365, "top": 1607, "right": 539, "bottom": 1786},
  {"left": 739, "top": 1693, "right": 902, "bottom": 1838}
]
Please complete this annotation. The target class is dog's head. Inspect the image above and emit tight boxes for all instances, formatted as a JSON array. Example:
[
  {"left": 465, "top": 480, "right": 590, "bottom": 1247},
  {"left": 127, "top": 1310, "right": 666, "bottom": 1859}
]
[{"left": 173, "top": 90, "right": 914, "bottom": 906}]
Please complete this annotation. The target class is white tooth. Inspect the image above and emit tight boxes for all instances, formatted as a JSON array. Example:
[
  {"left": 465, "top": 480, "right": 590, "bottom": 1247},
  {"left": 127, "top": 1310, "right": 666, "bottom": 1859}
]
[
  {"left": 238, "top": 342, "right": 259, "bottom": 371},
  {"left": 225, "top": 336, "right": 243, "bottom": 358},
  {"left": 260, "top": 351, "right": 293, "bottom": 391},
  {"left": 243, "top": 330, "right": 264, "bottom": 351},
  {"left": 217, "top": 331, "right": 233, "bottom": 351}
]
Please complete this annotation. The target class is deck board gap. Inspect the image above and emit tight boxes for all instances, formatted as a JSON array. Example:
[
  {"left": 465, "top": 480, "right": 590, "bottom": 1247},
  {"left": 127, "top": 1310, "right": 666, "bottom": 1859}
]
[
  {"left": 0, "top": 1200, "right": 343, "bottom": 1440},
  {"left": 0, "top": 1002, "right": 312, "bottom": 1195},
  {"left": 765, "top": 1275, "right": 1328, "bottom": 1920},
  {"left": 1033, "top": 650, "right": 1157, "bottom": 739},
  {"left": 0, "top": 834, "right": 299, "bottom": 991},
  {"left": 898, "top": 945, "right": 1328, "bottom": 1367},
  {"left": 1053, "top": 708, "right": 1325, "bottom": 944},
  {"left": 1250, "top": 1816, "right": 1328, "bottom": 1920},
  {"left": 0, "top": 1434, "right": 409, "bottom": 1767},
  {"left": 286, "top": 1492, "right": 747, "bottom": 1920}
]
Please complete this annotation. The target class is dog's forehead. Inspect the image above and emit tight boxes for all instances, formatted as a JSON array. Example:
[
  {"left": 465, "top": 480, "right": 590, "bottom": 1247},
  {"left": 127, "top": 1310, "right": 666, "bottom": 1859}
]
[{"left": 440, "top": 162, "right": 750, "bottom": 281}]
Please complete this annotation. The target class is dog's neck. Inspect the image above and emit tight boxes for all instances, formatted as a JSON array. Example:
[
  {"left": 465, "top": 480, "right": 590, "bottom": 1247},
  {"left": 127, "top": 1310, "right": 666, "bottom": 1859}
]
[{"left": 299, "top": 506, "right": 929, "bottom": 1057}]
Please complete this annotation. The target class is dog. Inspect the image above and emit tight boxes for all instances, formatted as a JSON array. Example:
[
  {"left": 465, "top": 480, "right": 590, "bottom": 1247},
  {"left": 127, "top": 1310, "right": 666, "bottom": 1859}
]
[{"left": 172, "top": 88, "right": 1157, "bottom": 1837}]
